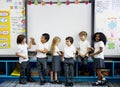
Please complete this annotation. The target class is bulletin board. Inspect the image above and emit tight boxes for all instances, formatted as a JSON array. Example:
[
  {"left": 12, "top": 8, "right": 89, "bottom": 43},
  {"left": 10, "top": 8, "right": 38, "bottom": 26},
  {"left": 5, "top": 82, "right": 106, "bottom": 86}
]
[
  {"left": 27, "top": 1, "right": 92, "bottom": 51},
  {"left": 0, "top": 0, "right": 25, "bottom": 56},
  {"left": 94, "top": 0, "right": 120, "bottom": 57}
]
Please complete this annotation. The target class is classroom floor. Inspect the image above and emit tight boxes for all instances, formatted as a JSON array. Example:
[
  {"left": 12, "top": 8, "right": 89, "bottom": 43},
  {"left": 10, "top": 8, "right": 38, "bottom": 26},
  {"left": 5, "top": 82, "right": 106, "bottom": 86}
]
[{"left": 0, "top": 81, "right": 120, "bottom": 87}]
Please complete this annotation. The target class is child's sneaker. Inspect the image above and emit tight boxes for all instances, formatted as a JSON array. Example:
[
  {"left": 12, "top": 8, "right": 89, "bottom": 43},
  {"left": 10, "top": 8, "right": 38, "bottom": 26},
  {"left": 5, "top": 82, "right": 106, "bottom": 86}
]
[
  {"left": 69, "top": 82, "right": 74, "bottom": 86},
  {"left": 19, "top": 80, "right": 26, "bottom": 84},
  {"left": 92, "top": 80, "right": 101, "bottom": 86},
  {"left": 101, "top": 79, "right": 107, "bottom": 85},
  {"left": 50, "top": 80, "right": 55, "bottom": 84},
  {"left": 65, "top": 82, "right": 69, "bottom": 86},
  {"left": 54, "top": 80, "right": 61, "bottom": 84}
]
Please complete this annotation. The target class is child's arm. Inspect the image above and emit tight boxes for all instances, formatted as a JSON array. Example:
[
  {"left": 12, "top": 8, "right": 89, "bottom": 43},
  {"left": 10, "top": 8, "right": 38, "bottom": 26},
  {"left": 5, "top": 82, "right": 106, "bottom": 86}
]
[
  {"left": 90, "top": 47, "right": 103, "bottom": 57},
  {"left": 27, "top": 41, "right": 32, "bottom": 49},
  {"left": 16, "top": 52, "right": 27, "bottom": 59},
  {"left": 62, "top": 53, "right": 64, "bottom": 61},
  {"left": 36, "top": 48, "right": 48, "bottom": 54},
  {"left": 73, "top": 53, "right": 76, "bottom": 60},
  {"left": 27, "top": 37, "right": 36, "bottom": 49},
  {"left": 77, "top": 48, "right": 82, "bottom": 55},
  {"left": 30, "top": 37, "right": 36, "bottom": 45},
  {"left": 57, "top": 51, "right": 62, "bottom": 56},
  {"left": 84, "top": 47, "right": 93, "bottom": 56}
]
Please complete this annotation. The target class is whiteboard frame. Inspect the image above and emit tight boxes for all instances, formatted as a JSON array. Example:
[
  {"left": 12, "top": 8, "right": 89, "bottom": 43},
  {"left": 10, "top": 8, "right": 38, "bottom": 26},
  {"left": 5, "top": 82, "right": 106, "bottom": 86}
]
[{"left": 26, "top": 1, "right": 94, "bottom": 53}]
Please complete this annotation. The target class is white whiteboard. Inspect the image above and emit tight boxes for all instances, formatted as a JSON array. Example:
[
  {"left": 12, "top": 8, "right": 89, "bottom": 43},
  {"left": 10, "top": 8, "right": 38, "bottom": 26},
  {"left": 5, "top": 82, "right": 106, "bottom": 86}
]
[
  {"left": 0, "top": 0, "right": 25, "bottom": 56},
  {"left": 27, "top": 3, "right": 92, "bottom": 51},
  {"left": 94, "top": 0, "right": 120, "bottom": 57}
]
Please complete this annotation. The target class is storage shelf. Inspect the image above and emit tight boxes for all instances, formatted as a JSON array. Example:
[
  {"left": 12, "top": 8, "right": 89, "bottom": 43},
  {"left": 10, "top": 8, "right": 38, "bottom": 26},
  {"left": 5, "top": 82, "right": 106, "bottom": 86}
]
[{"left": 0, "top": 58, "right": 120, "bottom": 81}]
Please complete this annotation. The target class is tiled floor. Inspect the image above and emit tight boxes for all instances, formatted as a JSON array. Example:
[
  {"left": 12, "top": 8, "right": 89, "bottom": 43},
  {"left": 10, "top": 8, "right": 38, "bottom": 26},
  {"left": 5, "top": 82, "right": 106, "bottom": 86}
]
[{"left": 0, "top": 80, "right": 120, "bottom": 87}]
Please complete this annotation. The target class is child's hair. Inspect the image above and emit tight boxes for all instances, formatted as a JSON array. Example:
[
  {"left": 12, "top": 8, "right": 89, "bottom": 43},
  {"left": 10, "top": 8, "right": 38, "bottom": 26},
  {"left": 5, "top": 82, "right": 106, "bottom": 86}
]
[
  {"left": 50, "top": 36, "right": 61, "bottom": 55},
  {"left": 42, "top": 33, "right": 50, "bottom": 42},
  {"left": 17, "top": 34, "right": 26, "bottom": 44},
  {"left": 66, "top": 36, "right": 74, "bottom": 44},
  {"left": 79, "top": 31, "right": 87, "bottom": 36},
  {"left": 93, "top": 32, "right": 107, "bottom": 45}
]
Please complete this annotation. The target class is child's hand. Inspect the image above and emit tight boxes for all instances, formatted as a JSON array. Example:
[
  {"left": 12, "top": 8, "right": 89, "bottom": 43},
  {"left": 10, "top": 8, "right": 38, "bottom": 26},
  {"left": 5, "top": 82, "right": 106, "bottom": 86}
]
[
  {"left": 88, "top": 47, "right": 94, "bottom": 55},
  {"left": 80, "top": 54, "right": 85, "bottom": 58},
  {"left": 35, "top": 49, "right": 39, "bottom": 52},
  {"left": 90, "top": 53, "right": 94, "bottom": 57},
  {"left": 62, "top": 58, "right": 64, "bottom": 61},
  {"left": 89, "top": 47, "right": 94, "bottom": 51},
  {"left": 23, "top": 56, "right": 27, "bottom": 59},
  {"left": 30, "top": 37, "right": 36, "bottom": 45},
  {"left": 77, "top": 48, "right": 80, "bottom": 53}
]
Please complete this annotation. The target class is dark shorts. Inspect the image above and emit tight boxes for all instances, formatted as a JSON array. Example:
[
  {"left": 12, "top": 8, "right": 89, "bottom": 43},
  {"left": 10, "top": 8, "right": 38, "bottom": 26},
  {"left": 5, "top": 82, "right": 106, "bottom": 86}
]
[
  {"left": 94, "top": 58, "right": 105, "bottom": 69},
  {"left": 52, "top": 56, "right": 61, "bottom": 72}
]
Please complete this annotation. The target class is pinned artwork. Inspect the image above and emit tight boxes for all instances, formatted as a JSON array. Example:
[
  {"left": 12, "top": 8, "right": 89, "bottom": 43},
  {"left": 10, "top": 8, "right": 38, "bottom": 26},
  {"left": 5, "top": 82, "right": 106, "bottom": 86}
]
[
  {"left": 27, "top": 0, "right": 32, "bottom": 5},
  {"left": 21, "top": 19, "right": 25, "bottom": 24},
  {"left": 49, "top": 1, "right": 53, "bottom": 5},
  {"left": 14, "top": 1, "right": 18, "bottom": 6},
  {"left": 14, "top": 6, "right": 18, "bottom": 9},
  {"left": 66, "top": 0, "right": 70, "bottom": 5},
  {"left": 41, "top": 1, "right": 46, "bottom": 6},
  {"left": 108, "top": 42, "right": 115, "bottom": 49},
  {"left": 10, "top": 6, "right": 13, "bottom": 9},
  {"left": 111, "top": 32, "right": 114, "bottom": 38},
  {"left": 19, "top": 1, "right": 22, "bottom": 5},
  {"left": 0, "top": 11, "right": 10, "bottom": 49},
  {"left": 34, "top": 0, "right": 38, "bottom": 5},
  {"left": 84, "top": 0, "right": 89, "bottom": 5},
  {"left": 75, "top": 0, "right": 79, "bottom": 4},
  {"left": 21, "top": 10, "right": 25, "bottom": 15},
  {"left": 57, "top": 0, "right": 62, "bottom": 6},
  {"left": 6, "top": 0, "right": 12, "bottom": 3}
]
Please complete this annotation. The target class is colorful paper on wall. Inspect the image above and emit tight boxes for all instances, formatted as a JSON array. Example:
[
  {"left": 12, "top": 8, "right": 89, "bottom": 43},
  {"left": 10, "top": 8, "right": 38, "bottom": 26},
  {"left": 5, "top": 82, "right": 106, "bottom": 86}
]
[
  {"left": 0, "top": 11, "right": 10, "bottom": 49},
  {"left": 6, "top": 0, "right": 12, "bottom": 3}
]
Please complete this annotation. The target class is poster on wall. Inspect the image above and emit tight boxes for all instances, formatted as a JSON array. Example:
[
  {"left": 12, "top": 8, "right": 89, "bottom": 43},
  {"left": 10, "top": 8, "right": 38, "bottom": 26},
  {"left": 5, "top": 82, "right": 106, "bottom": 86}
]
[
  {"left": 0, "top": 11, "right": 10, "bottom": 49},
  {"left": 95, "top": 0, "right": 120, "bottom": 57},
  {"left": 0, "top": 0, "right": 25, "bottom": 55}
]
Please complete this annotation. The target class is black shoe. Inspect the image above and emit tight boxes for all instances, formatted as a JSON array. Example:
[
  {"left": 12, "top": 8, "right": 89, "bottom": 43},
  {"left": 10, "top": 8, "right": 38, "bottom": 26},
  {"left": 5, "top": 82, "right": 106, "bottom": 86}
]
[
  {"left": 40, "top": 80, "right": 45, "bottom": 85},
  {"left": 101, "top": 79, "right": 107, "bottom": 85},
  {"left": 27, "top": 78, "right": 35, "bottom": 82},
  {"left": 65, "top": 82, "right": 69, "bottom": 86},
  {"left": 92, "top": 82, "right": 101, "bottom": 86},
  {"left": 19, "top": 80, "right": 26, "bottom": 84},
  {"left": 50, "top": 80, "right": 55, "bottom": 84},
  {"left": 69, "top": 82, "right": 73, "bottom": 86},
  {"left": 54, "top": 80, "right": 61, "bottom": 84}
]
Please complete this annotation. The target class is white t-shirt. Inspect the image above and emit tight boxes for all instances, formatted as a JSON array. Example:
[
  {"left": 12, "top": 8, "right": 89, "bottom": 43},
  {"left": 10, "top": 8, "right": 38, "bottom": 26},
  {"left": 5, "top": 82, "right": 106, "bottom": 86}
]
[
  {"left": 36, "top": 42, "right": 49, "bottom": 58},
  {"left": 16, "top": 43, "right": 28, "bottom": 63},
  {"left": 53, "top": 46, "right": 60, "bottom": 56},
  {"left": 77, "top": 40, "right": 90, "bottom": 55},
  {"left": 64, "top": 45, "right": 76, "bottom": 58},
  {"left": 94, "top": 41, "right": 105, "bottom": 59}
]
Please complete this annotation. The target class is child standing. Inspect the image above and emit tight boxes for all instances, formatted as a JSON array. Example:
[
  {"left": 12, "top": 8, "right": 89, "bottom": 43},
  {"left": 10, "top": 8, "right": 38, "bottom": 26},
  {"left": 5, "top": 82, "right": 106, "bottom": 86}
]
[
  {"left": 77, "top": 31, "right": 91, "bottom": 75},
  {"left": 50, "top": 36, "right": 62, "bottom": 84},
  {"left": 90, "top": 32, "right": 107, "bottom": 86},
  {"left": 16, "top": 34, "right": 35, "bottom": 84},
  {"left": 35, "top": 33, "right": 50, "bottom": 85},
  {"left": 63, "top": 36, "right": 76, "bottom": 86}
]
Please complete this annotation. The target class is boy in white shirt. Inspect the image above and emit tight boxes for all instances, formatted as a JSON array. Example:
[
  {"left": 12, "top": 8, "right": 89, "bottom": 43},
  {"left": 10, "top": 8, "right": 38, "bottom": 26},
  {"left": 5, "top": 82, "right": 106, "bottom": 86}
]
[
  {"left": 35, "top": 33, "right": 50, "bottom": 85},
  {"left": 63, "top": 36, "right": 76, "bottom": 86},
  {"left": 77, "top": 31, "right": 91, "bottom": 75}
]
